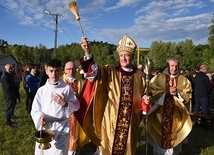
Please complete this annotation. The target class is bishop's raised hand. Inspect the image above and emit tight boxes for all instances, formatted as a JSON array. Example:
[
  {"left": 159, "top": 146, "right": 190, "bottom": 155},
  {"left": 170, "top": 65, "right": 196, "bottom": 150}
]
[{"left": 80, "top": 36, "right": 91, "bottom": 56}]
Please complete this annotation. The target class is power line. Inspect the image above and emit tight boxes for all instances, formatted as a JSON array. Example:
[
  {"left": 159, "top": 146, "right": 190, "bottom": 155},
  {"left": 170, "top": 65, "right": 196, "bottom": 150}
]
[
  {"left": 0, "top": 4, "right": 52, "bottom": 32},
  {"left": 18, "top": 0, "right": 47, "bottom": 17},
  {"left": 0, "top": 0, "right": 81, "bottom": 46},
  {"left": 58, "top": 23, "right": 74, "bottom": 42},
  {"left": 61, "top": 16, "right": 79, "bottom": 41},
  {"left": 29, "top": 0, "right": 80, "bottom": 43}
]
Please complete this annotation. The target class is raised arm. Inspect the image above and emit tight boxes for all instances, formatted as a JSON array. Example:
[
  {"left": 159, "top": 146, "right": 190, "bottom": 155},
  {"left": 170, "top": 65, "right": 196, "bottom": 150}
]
[
  {"left": 80, "top": 36, "right": 91, "bottom": 56},
  {"left": 80, "top": 36, "right": 98, "bottom": 82}
]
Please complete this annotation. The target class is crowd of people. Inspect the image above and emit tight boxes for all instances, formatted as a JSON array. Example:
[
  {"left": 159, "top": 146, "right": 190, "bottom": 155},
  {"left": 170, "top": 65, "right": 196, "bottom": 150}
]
[
  {"left": 1, "top": 35, "right": 214, "bottom": 155},
  {"left": 183, "top": 65, "right": 214, "bottom": 125}
]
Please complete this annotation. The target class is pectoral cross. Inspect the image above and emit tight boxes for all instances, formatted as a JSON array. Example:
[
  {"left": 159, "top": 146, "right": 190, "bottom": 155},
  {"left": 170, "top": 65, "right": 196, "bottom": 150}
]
[{"left": 122, "top": 85, "right": 127, "bottom": 94}]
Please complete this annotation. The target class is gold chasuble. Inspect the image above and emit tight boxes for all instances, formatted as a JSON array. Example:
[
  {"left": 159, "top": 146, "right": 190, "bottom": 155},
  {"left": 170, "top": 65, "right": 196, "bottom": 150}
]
[
  {"left": 62, "top": 74, "right": 89, "bottom": 151},
  {"left": 75, "top": 64, "right": 146, "bottom": 155},
  {"left": 147, "top": 69, "right": 192, "bottom": 149}
]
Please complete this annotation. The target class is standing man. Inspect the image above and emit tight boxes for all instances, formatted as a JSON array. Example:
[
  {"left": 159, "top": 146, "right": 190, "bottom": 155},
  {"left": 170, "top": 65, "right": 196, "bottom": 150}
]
[
  {"left": 27, "top": 68, "right": 40, "bottom": 114},
  {"left": 23, "top": 64, "right": 31, "bottom": 111},
  {"left": 63, "top": 61, "right": 89, "bottom": 155},
  {"left": 1, "top": 64, "right": 20, "bottom": 128},
  {"left": 31, "top": 58, "right": 80, "bottom": 155},
  {"left": 75, "top": 35, "right": 148, "bottom": 155},
  {"left": 39, "top": 63, "right": 48, "bottom": 87},
  {"left": 146, "top": 56, "right": 192, "bottom": 155},
  {"left": 194, "top": 65, "right": 213, "bottom": 115}
]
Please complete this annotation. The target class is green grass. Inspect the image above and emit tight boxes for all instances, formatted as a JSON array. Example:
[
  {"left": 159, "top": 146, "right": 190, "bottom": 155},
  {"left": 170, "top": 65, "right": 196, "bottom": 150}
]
[
  {"left": 0, "top": 82, "right": 214, "bottom": 155},
  {"left": 0, "top": 82, "right": 35, "bottom": 155}
]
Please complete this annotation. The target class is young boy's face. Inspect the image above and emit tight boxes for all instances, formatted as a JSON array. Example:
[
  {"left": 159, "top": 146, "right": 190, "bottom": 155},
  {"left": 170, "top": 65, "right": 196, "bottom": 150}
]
[{"left": 46, "top": 66, "right": 62, "bottom": 83}]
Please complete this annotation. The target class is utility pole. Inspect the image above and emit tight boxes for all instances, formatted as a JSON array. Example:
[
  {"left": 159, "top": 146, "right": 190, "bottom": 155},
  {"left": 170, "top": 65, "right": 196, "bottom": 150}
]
[
  {"left": 54, "top": 14, "right": 59, "bottom": 57},
  {"left": 45, "top": 11, "right": 61, "bottom": 57}
]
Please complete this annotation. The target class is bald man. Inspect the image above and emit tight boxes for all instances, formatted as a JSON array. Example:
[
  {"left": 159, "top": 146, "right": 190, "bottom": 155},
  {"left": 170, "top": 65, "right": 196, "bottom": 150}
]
[{"left": 63, "top": 61, "right": 89, "bottom": 155}]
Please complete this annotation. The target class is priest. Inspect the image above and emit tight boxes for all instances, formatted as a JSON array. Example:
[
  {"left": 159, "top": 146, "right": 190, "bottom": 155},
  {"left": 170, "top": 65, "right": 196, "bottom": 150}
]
[{"left": 147, "top": 56, "right": 192, "bottom": 155}]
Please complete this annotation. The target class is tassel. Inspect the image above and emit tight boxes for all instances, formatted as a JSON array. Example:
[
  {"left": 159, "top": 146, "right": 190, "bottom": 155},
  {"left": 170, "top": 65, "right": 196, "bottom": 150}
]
[
  {"left": 68, "top": 1, "right": 85, "bottom": 36},
  {"left": 68, "top": 1, "right": 80, "bottom": 21}
]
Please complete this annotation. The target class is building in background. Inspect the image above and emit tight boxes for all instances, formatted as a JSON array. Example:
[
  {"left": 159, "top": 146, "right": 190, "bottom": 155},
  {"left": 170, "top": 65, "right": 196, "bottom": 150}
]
[{"left": 0, "top": 54, "right": 19, "bottom": 79}]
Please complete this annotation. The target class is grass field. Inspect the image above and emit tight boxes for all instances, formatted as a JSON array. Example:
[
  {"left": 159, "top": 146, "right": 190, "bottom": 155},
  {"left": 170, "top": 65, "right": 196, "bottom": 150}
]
[{"left": 0, "top": 82, "right": 214, "bottom": 155}]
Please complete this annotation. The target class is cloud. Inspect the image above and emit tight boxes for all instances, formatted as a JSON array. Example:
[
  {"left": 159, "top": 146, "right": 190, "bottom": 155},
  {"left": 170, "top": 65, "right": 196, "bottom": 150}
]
[
  {"left": 105, "top": 0, "right": 142, "bottom": 11},
  {"left": 0, "top": 0, "right": 213, "bottom": 47},
  {"left": 89, "top": 0, "right": 213, "bottom": 47}
]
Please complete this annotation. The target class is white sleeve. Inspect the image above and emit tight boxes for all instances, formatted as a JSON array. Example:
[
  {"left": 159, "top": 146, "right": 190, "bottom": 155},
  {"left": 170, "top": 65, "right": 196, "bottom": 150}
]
[
  {"left": 82, "top": 53, "right": 98, "bottom": 82},
  {"left": 83, "top": 53, "right": 92, "bottom": 61},
  {"left": 31, "top": 91, "right": 44, "bottom": 130},
  {"left": 67, "top": 94, "right": 80, "bottom": 117},
  {"left": 83, "top": 63, "right": 98, "bottom": 82}
]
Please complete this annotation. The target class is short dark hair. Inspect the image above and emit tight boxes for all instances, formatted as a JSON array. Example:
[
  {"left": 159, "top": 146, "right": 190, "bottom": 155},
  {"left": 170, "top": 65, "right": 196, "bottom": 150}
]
[{"left": 46, "top": 58, "right": 62, "bottom": 68}]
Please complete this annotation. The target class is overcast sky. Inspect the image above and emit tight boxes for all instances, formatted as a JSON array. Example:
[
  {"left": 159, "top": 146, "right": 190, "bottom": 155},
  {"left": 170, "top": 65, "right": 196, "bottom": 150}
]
[{"left": 0, "top": 0, "right": 213, "bottom": 48}]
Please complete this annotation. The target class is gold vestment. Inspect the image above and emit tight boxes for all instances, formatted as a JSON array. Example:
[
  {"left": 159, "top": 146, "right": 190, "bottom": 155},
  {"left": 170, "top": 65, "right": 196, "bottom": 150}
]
[
  {"left": 62, "top": 74, "right": 89, "bottom": 151},
  {"left": 147, "top": 69, "right": 192, "bottom": 149},
  {"left": 78, "top": 65, "right": 146, "bottom": 155}
]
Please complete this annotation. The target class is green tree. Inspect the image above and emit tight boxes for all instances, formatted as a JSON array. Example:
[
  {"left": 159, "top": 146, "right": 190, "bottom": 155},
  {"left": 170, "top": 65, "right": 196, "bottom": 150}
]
[
  {"left": 208, "top": 14, "right": 214, "bottom": 51},
  {"left": 19, "top": 45, "right": 31, "bottom": 65},
  {"left": 11, "top": 45, "right": 22, "bottom": 62},
  {"left": 176, "top": 39, "right": 195, "bottom": 71},
  {"left": 148, "top": 41, "right": 177, "bottom": 69},
  {"left": 207, "top": 14, "right": 214, "bottom": 71}
]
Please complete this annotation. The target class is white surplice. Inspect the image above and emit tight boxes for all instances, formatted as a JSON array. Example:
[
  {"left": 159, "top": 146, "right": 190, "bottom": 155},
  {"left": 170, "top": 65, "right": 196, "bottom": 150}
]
[{"left": 31, "top": 78, "right": 80, "bottom": 155}]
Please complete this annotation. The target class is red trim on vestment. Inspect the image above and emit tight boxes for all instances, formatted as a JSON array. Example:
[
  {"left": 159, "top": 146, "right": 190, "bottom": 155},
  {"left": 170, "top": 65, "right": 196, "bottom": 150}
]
[
  {"left": 79, "top": 57, "right": 95, "bottom": 73},
  {"left": 74, "top": 79, "right": 96, "bottom": 126}
]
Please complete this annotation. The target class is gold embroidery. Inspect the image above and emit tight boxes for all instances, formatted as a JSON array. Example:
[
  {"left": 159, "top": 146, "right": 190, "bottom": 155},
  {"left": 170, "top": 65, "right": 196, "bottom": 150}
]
[
  {"left": 161, "top": 75, "right": 177, "bottom": 149},
  {"left": 112, "top": 75, "right": 133, "bottom": 155}
]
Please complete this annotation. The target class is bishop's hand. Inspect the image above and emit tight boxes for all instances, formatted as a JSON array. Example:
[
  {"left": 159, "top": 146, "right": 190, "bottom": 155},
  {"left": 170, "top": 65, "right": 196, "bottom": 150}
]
[
  {"left": 142, "top": 95, "right": 151, "bottom": 105},
  {"left": 80, "top": 36, "right": 91, "bottom": 56}
]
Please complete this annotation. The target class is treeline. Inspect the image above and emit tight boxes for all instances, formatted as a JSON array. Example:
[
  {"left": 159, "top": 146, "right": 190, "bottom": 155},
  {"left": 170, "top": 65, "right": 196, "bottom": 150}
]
[
  {"left": 148, "top": 40, "right": 213, "bottom": 72},
  {"left": 0, "top": 41, "right": 118, "bottom": 69},
  {"left": 0, "top": 39, "right": 213, "bottom": 73}
]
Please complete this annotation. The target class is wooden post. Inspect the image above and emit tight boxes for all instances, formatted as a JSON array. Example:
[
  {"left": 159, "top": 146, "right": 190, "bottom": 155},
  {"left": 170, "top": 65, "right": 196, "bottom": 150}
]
[{"left": 137, "top": 40, "right": 140, "bottom": 67}]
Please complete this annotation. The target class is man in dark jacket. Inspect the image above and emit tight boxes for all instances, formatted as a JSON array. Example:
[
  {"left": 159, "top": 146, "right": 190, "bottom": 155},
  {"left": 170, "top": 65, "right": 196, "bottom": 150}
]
[
  {"left": 39, "top": 63, "right": 48, "bottom": 87},
  {"left": 194, "top": 65, "right": 213, "bottom": 115},
  {"left": 23, "top": 64, "right": 31, "bottom": 111},
  {"left": 1, "top": 64, "right": 20, "bottom": 128}
]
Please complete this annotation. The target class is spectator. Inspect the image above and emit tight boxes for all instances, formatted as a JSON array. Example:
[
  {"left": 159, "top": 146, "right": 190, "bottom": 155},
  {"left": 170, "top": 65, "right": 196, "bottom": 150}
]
[
  {"left": 1, "top": 64, "right": 20, "bottom": 128},
  {"left": 188, "top": 70, "right": 198, "bottom": 112},
  {"left": 13, "top": 63, "right": 22, "bottom": 91},
  {"left": 39, "top": 63, "right": 48, "bottom": 87},
  {"left": 11, "top": 64, "right": 21, "bottom": 118},
  {"left": 26, "top": 68, "right": 40, "bottom": 114},
  {"left": 208, "top": 78, "right": 214, "bottom": 116},
  {"left": 194, "top": 65, "right": 213, "bottom": 115},
  {"left": 23, "top": 64, "right": 31, "bottom": 111}
]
